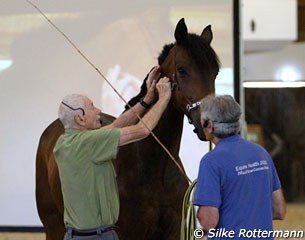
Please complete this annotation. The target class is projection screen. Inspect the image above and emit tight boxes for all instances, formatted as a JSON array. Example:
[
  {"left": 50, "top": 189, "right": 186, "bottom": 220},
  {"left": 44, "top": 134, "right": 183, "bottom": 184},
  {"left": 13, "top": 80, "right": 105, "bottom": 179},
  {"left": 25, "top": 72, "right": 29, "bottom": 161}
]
[{"left": 0, "top": 0, "right": 234, "bottom": 227}]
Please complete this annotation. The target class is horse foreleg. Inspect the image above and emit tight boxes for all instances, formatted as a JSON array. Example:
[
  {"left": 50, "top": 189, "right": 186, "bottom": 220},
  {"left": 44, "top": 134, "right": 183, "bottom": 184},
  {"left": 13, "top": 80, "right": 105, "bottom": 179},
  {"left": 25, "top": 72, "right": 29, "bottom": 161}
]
[
  {"left": 117, "top": 199, "right": 160, "bottom": 240},
  {"left": 151, "top": 206, "right": 182, "bottom": 240}
]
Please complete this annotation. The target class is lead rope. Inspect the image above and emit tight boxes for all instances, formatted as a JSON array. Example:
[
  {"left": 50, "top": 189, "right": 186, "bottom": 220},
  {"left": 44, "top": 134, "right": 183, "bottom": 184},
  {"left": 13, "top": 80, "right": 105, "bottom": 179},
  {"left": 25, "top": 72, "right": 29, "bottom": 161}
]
[
  {"left": 25, "top": 0, "right": 191, "bottom": 184},
  {"left": 181, "top": 179, "right": 197, "bottom": 240},
  {"left": 181, "top": 142, "right": 213, "bottom": 240}
]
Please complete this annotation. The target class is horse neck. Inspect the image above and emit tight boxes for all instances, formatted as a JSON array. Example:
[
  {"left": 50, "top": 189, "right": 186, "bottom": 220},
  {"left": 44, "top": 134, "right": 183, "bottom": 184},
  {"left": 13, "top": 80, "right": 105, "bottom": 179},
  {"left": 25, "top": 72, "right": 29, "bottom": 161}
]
[{"left": 153, "top": 101, "right": 184, "bottom": 154}]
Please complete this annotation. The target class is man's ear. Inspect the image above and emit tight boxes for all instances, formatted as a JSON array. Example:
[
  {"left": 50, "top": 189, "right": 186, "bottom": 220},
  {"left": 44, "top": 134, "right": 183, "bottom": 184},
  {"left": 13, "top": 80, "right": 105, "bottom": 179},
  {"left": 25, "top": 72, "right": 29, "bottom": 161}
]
[
  {"left": 208, "top": 120, "right": 214, "bottom": 134},
  {"left": 74, "top": 114, "right": 85, "bottom": 126}
]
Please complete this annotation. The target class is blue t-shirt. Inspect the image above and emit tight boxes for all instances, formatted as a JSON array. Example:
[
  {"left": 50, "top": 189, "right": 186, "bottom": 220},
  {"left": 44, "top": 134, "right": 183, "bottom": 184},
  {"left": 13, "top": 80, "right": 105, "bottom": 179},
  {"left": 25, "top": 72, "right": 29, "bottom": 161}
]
[{"left": 193, "top": 135, "right": 281, "bottom": 240}]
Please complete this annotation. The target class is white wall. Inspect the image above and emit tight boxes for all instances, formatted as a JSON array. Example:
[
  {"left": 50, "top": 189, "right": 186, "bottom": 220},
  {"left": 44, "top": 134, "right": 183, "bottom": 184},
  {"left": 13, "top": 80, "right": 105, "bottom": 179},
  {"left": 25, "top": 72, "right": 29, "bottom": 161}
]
[
  {"left": 244, "top": 43, "right": 305, "bottom": 81},
  {"left": 0, "top": 0, "right": 233, "bottom": 226}
]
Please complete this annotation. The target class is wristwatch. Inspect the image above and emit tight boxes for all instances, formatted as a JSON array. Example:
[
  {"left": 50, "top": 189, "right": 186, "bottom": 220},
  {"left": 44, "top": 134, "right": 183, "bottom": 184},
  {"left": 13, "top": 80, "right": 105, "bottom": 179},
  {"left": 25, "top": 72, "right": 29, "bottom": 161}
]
[{"left": 139, "top": 97, "right": 151, "bottom": 109}]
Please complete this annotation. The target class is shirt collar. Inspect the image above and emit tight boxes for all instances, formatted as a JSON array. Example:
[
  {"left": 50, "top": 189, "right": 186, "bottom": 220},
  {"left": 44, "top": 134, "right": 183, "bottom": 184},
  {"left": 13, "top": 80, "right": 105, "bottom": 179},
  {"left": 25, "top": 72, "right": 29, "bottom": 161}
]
[
  {"left": 65, "top": 128, "right": 81, "bottom": 134},
  {"left": 218, "top": 134, "right": 241, "bottom": 145}
]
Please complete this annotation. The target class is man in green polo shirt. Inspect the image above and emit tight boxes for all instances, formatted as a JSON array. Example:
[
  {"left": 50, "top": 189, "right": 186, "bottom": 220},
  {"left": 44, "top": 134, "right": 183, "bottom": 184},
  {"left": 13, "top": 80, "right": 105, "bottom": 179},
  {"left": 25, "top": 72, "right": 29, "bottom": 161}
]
[{"left": 54, "top": 66, "right": 171, "bottom": 240}]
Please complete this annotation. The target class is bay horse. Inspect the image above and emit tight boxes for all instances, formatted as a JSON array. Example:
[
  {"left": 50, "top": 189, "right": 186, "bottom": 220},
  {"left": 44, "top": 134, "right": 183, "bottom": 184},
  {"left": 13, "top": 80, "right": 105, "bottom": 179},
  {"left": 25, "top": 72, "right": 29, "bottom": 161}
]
[{"left": 36, "top": 18, "right": 220, "bottom": 240}]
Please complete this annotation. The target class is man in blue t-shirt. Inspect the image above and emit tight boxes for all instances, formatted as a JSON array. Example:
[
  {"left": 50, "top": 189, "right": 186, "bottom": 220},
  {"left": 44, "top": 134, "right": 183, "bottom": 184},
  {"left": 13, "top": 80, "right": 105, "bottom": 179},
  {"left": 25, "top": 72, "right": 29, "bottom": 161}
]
[{"left": 193, "top": 95, "right": 286, "bottom": 240}]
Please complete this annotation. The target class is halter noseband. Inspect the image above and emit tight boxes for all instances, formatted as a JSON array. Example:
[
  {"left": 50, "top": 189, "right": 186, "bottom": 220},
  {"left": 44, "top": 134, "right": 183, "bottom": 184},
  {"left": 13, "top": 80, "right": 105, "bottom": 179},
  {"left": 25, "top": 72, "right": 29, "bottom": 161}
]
[{"left": 186, "top": 101, "right": 201, "bottom": 112}]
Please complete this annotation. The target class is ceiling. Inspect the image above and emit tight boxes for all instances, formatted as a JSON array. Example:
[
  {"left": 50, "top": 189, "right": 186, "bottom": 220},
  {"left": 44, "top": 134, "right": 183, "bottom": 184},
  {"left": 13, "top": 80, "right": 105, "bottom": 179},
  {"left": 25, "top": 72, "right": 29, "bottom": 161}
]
[{"left": 1, "top": 0, "right": 304, "bottom": 60}]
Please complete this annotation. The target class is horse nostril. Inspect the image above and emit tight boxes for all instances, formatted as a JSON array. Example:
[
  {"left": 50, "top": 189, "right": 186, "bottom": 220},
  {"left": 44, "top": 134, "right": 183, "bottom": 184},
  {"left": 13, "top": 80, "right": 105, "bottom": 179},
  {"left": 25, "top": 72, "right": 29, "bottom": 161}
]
[{"left": 193, "top": 128, "right": 198, "bottom": 133}]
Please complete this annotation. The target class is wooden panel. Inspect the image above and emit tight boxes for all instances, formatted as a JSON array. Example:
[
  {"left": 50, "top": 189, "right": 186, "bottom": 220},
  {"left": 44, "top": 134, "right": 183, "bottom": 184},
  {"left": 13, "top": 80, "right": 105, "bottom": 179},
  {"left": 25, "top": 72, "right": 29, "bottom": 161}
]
[
  {"left": 246, "top": 124, "right": 265, "bottom": 147},
  {"left": 298, "top": 0, "right": 305, "bottom": 41},
  {"left": 245, "top": 88, "right": 305, "bottom": 201}
]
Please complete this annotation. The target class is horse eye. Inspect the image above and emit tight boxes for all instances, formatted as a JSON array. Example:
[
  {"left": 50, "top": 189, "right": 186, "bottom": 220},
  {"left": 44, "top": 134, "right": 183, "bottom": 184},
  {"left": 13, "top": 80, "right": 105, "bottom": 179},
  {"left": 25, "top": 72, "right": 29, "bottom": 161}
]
[{"left": 177, "top": 67, "right": 187, "bottom": 77}]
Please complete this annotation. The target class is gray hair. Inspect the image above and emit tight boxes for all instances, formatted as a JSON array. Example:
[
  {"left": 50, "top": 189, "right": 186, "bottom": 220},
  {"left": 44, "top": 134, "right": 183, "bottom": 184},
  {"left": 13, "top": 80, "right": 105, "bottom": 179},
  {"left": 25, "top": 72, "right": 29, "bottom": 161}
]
[
  {"left": 58, "top": 94, "right": 86, "bottom": 129},
  {"left": 200, "top": 94, "right": 241, "bottom": 138}
]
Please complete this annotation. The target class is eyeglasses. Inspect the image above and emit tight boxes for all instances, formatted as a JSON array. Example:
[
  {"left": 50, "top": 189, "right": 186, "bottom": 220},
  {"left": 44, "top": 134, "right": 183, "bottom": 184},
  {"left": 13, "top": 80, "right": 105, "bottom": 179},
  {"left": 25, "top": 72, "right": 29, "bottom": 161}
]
[{"left": 61, "top": 101, "right": 85, "bottom": 115}]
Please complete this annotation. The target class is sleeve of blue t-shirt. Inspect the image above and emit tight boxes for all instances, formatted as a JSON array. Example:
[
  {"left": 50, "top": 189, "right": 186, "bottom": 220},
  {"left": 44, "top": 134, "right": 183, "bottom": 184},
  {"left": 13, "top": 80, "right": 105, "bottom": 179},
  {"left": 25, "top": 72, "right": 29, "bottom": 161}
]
[
  {"left": 271, "top": 160, "right": 281, "bottom": 191},
  {"left": 193, "top": 155, "right": 222, "bottom": 208}
]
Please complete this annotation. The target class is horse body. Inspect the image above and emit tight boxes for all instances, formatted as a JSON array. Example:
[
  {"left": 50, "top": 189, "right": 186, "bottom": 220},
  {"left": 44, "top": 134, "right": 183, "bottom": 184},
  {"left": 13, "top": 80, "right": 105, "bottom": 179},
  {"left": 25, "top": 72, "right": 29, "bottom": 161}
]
[
  {"left": 36, "top": 18, "right": 219, "bottom": 240},
  {"left": 36, "top": 119, "right": 65, "bottom": 240},
  {"left": 115, "top": 103, "right": 187, "bottom": 240}
]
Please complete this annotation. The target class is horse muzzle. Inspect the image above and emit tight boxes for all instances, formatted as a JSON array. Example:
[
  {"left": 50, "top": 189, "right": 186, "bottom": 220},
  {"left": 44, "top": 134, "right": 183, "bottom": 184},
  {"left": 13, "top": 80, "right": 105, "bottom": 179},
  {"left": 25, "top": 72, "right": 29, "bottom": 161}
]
[
  {"left": 193, "top": 126, "right": 206, "bottom": 141},
  {"left": 186, "top": 105, "right": 206, "bottom": 141}
]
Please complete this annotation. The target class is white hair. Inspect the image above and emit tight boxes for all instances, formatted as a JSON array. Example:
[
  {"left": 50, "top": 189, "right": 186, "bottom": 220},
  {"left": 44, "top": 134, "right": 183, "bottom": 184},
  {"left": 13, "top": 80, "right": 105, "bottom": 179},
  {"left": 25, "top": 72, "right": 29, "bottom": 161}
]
[
  {"left": 58, "top": 94, "right": 86, "bottom": 129},
  {"left": 200, "top": 94, "right": 241, "bottom": 138}
]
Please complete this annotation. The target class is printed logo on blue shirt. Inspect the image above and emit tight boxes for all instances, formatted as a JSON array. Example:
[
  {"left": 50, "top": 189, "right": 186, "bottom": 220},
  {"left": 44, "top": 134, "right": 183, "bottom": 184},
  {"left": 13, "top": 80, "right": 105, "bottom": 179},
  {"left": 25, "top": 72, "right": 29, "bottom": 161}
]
[{"left": 235, "top": 160, "right": 269, "bottom": 176}]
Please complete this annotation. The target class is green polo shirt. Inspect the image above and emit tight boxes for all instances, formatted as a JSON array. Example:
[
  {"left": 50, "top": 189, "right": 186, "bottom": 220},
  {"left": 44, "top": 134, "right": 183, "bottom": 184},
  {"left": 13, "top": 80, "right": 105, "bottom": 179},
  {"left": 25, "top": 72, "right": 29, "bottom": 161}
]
[{"left": 53, "top": 127, "right": 120, "bottom": 230}]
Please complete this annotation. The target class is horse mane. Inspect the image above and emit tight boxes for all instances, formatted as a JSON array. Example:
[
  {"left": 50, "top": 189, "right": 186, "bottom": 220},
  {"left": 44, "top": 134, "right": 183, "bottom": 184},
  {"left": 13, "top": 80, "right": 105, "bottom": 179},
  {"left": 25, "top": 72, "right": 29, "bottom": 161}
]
[{"left": 124, "top": 34, "right": 220, "bottom": 111}]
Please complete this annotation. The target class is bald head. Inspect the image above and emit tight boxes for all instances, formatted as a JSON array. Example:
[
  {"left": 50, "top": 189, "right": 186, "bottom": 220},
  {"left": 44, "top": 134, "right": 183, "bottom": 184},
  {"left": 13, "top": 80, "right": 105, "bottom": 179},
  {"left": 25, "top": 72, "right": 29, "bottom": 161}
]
[{"left": 58, "top": 94, "right": 86, "bottom": 129}]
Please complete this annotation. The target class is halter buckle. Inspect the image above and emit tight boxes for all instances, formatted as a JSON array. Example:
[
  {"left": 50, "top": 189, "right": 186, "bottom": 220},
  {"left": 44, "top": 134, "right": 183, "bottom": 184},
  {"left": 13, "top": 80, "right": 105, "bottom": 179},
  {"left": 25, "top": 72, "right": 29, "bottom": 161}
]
[{"left": 186, "top": 101, "right": 201, "bottom": 112}]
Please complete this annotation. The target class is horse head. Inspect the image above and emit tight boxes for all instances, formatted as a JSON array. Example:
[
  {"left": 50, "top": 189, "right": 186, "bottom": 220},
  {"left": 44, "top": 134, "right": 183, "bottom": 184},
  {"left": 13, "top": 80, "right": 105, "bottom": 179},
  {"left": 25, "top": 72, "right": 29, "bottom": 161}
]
[
  {"left": 125, "top": 18, "right": 220, "bottom": 140},
  {"left": 159, "top": 18, "right": 220, "bottom": 141}
]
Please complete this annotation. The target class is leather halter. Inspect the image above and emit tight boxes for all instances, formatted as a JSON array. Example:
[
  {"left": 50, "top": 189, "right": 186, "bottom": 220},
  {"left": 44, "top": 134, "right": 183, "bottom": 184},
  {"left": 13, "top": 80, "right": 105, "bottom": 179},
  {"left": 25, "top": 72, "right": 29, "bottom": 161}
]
[{"left": 171, "top": 48, "right": 201, "bottom": 124}]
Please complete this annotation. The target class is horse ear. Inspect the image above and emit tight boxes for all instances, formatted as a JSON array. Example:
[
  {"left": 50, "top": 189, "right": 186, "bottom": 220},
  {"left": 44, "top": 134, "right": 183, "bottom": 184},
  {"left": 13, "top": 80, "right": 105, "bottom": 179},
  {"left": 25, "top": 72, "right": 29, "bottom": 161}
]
[
  {"left": 174, "top": 18, "right": 188, "bottom": 44},
  {"left": 201, "top": 25, "right": 213, "bottom": 44}
]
